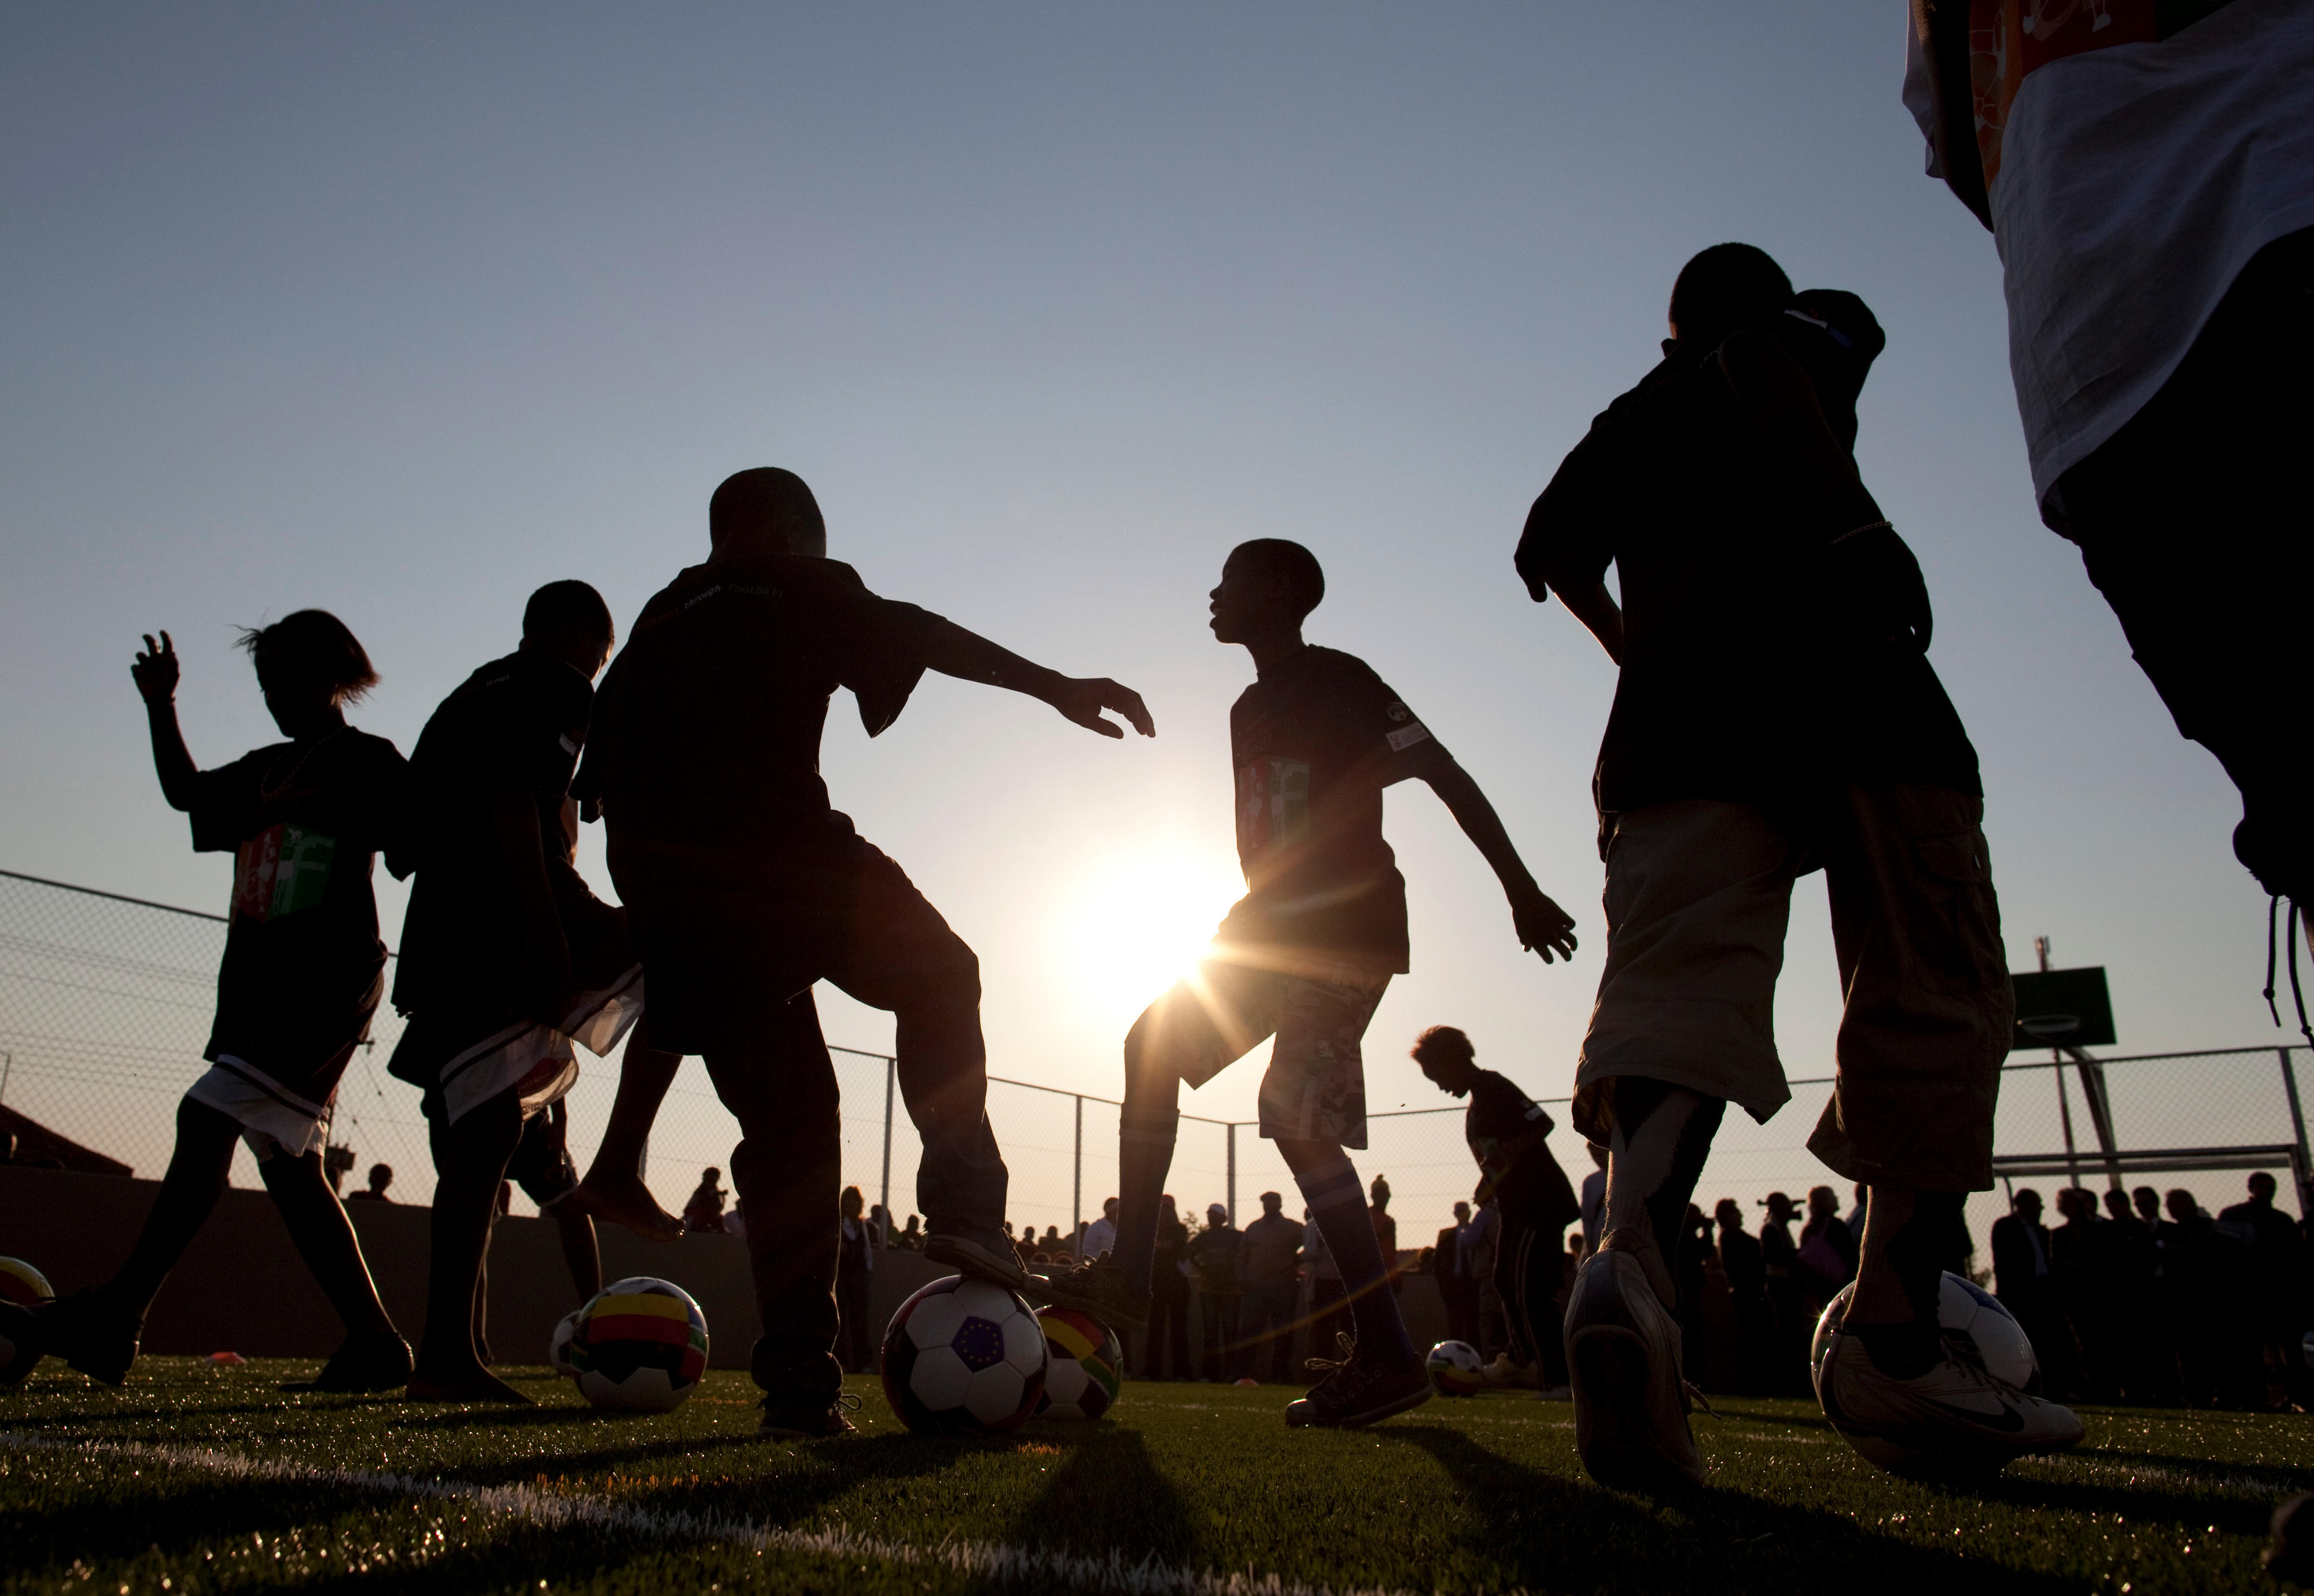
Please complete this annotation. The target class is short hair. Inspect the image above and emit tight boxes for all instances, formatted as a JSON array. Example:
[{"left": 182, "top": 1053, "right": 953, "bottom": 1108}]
[
  {"left": 1260, "top": 1190, "right": 1283, "bottom": 1206},
  {"left": 1667, "top": 242, "right": 1793, "bottom": 346},
  {"left": 236, "top": 610, "right": 378, "bottom": 705},
  {"left": 1229, "top": 538, "right": 1325, "bottom": 622},
  {"left": 710, "top": 467, "right": 825, "bottom": 548},
  {"left": 2251, "top": 1170, "right": 2279, "bottom": 1195},
  {"left": 367, "top": 1163, "right": 391, "bottom": 1183},
  {"left": 1410, "top": 1024, "right": 1475, "bottom": 1068},
  {"left": 523, "top": 580, "right": 613, "bottom": 646}
]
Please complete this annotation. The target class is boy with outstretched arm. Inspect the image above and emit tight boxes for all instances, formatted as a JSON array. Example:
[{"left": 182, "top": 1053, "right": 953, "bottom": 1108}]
[
  {"left": 387, "top": 580, "right": 685, "bottom": 1403},
  {"left": 577, "top": 467, "right": 1153, "bottom": 1439},
  {"left": 1065, "top": 539, "right": 1579, "bottom": 1428},
  {"left": 1519, "top": 243, "right": 2083, "bottom": 1488},
  {"left": 2, "top": 615, "right": 410, "bottom": 1391}
]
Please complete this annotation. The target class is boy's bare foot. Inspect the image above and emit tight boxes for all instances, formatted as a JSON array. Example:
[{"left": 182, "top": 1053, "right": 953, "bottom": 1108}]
[
  {"left": 406, "top": 1363, "right": 534, "bottom": 1404},
  {"left": 564, "top": 1171, "right": 684, "bottom": 1241}
]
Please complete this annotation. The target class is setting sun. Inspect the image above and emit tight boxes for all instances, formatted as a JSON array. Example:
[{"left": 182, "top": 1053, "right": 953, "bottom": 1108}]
[{"left": 1052, "top": 843, "right": 1246, "bottom": 1021}]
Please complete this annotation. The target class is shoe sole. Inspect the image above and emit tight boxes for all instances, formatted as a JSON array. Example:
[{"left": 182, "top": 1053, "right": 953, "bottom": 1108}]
[
  {"left": 1285, "top": 1378, "right": 1433, "bottom": 1429},
  {"left": 1568, "top": 1324, "right": 1703, "bottom": 1492}
]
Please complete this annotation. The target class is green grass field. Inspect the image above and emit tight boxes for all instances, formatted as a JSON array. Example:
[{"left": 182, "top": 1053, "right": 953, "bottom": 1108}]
[{"left": 3, "top": 1359, "right": 2308, "bottom": 1595}]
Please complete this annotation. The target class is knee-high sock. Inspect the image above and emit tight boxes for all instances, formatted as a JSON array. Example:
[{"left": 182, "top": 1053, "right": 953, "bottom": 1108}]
[
  {"left": 1598, "top": 1077, "right": 1724, "bottom": 1311},
  {"left": 1113, "top": 1107, "right": 1177, "bottom": 1298},
  {"left": 1290, "top": 1148, "right": 1414, "bottom": 1365}
]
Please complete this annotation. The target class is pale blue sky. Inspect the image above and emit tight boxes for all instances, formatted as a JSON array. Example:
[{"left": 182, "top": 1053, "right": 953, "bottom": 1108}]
[{"left": 0, "top": 3, "right": 2276, "bottom": 1137}]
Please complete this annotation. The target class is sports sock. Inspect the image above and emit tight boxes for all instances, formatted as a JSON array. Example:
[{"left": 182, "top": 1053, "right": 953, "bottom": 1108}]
[
  {"left": 1111, "top": 1107, "right": 1177, "bottom": 1298},
  {"left": 1854, "top": 1190, "right": 1967, "bottom": 1380},
  {"left": 1598, "top": 1077, "right": 1725, "bottom": 1310},
  {"left": 1292, "top": 1151, "right": 1416, "bottom": 1366}
]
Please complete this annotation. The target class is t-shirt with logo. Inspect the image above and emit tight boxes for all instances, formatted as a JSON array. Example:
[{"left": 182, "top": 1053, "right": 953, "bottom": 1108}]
[
  {"left": 1215, "top": 645, "right": 1450, "bottom": 975},
  {"left": 1464, "top": 1067, "right": 1579, "bottom": 1228},
  {"left": 391, "top": 651, "right": 603, "bottom": 1015},
  {"left": 186, "top": 728, "right": 404, "bottom": 1088}
]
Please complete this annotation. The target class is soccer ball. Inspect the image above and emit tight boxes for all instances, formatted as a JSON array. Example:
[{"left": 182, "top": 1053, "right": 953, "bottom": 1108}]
[
  {"left": 561, "top": 1277, "right": 709, "bottom": 1412},
  {"left": 881, "top": 1275, "right": 1047, "bottom": 1435},
  {"left": 1425, "top": 1339, "right": 1485, "bottom": 1396},
  {"left": 548, "top": 1309, "right": 581, "bottom": 1378},
  {"left": 1032, "top": 1307, "right": 1122, "bottom": 1421},
  {"left": 0, "top": 1257, "right": 54, "bottom": 1387},
  {"left": 1810, "top": 1271, "right": 2039, "bottom": 1395}
]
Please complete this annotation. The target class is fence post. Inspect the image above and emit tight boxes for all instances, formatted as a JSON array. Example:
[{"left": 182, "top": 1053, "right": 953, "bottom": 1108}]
[
  {"left": 1226, "top": 1122, "right": 1237, "bottom": 1225},
  {"left": 2282, "top": 1048, "right": 2312, "bottom": 1200},
  {"left": 880, "top": 1054, "right": 896, "bottom": 1228},
  {"left": 1072, "top": 1094, "right": 1084, "bottom": 1259}
]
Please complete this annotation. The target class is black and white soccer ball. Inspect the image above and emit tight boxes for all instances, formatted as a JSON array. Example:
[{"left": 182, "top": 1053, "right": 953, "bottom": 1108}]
[
  {"left": 881, "top": 1275, "right": 1047, "bottom": 1435},
  {"left": 0, "top": 1257, "right": 55, "bottom": 1387},
  {"left": 1810, "top": 1270, "right": 2040, "bottom": 1395}
]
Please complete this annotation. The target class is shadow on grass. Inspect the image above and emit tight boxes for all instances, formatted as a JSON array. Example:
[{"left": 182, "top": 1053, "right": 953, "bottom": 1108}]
[
  {"left": 985, "top": 1421, "right": 1204, "bottom": 1566},
  {"left": 1383, "top": 1423, "right": 2079, "bottom": 1595}
]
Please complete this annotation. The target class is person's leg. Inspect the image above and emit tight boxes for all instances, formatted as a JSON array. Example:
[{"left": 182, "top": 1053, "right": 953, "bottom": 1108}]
[
  {"left": 256, "top": 1147, "right": 396, "bottom": 1339},
  {"left": 548, "top": 1203, "right": 602, "bottom": 1302},
  {"left": 569, "top": 1021, "right": 686, "bottom": 1241},
  {"left": 1278, "top": 1140, "right": 1416, "bottom": 1369},
  {"left": 701, "top": 993, "right": 846, "bottom": 1423},
  {"left": 409, "top": 1090, "right": 528, "bottom": 1401}
]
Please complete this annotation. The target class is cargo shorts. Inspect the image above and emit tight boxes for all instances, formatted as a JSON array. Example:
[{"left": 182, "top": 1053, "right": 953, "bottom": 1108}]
[{"left": 1571, "top": 784, "right": 2011, "bottom": 1191}]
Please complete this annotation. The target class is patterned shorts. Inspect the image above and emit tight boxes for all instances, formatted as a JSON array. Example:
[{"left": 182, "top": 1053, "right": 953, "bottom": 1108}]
[{"left": 1127, "top": 953, "right": 1391, "bottom": 1149}]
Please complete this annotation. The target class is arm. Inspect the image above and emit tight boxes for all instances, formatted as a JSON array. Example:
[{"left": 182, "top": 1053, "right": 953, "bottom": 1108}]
[
  {"left": 1553, "top": 578, "right": 1624, "bottom": 666},
  {"left": 918, "top": 617, "right": 1155, "bottom": 740},
  {"left": 131, "top": 632, "right": 200, "bottom": 811},
  {"left": 1419, "top": 757, "right": 1578, "bottom": 963},
  {"left": 488, "top": 788, "right": 572, "bottom": 1023},
  {"left": 1715, "top": 330, "right": 1884, "bottom": 529}
]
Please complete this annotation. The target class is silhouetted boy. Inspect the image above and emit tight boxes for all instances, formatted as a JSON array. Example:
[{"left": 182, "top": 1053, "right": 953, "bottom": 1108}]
[
  {"left": 3, "top": 615, "right": 410, "bottom": 1391},
  {"left": 388, "top": 580, "right": 684, "bottom": 1402},
  {"left": 1520, "top": 244, "right": 2080, "bottom": 1485},
  {"left": 577, "top": 467, "right": 1152, "bottom": 1437},
  {"left": 1069, "top": 539, "right": 1579, "bottom": 1427}
]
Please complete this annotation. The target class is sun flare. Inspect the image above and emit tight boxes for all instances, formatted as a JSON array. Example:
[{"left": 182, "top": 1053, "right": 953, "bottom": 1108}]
[{"left": 1053, "top": 845, "right": 1244, "bottom": 1020}]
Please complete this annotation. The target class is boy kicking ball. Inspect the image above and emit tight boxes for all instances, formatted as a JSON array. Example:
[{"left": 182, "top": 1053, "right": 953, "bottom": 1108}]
[{"left": 1067, "top": 539, "right": 1580, "bottom": 1427}]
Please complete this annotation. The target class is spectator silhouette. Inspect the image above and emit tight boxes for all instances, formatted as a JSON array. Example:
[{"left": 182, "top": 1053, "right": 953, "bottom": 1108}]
[
  {"left": 1145, "top": 1195, "right": 1191, "bottom": 1380},
  {"left": 1238, "top": 1190, "right": 1304, "bottom": 1382},
  {"left": 345, "top": 1163, "right": 395, "bottom": 1203},
  {"left": 683, "top": 1167, "right": 728, "bottom": 1234},
  {"left": 2220, "top": 1171, "right": 2309, "bottom": 1407},
  {"left": 835, "top": 1186, "right": 876, "bottom": 1375},
  {"left": 1432, "top": 1200, "right": 1480, "bottom": 1348},
  {"left": 2052, "top": 1187, "right": 2122, "bottom": 1400},
  {"left": 1189, "top": 1203, "right": 1242, "bottom": 1383},
  {"left": 897, "top": 1214, "right": 923, "bottom": 1251},
  {"left": 1715, "top": 1198, "right": 1774, "bottom": 1395},
  {"left": 1759, "top": 1192, "right": 1808, "bottom": 1395},
  {"left": 1992, "top": 1188, "right": 2076, "bottom": 1400}
]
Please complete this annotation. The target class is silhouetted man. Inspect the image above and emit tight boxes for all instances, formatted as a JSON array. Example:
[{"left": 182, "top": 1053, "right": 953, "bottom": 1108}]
[
  {"left": 1715, "top": 1199, "right": 1773, "bottom": 1396},
  {"left": 1992, "top": 1188, "right": 2076, "bottom": 1402},
  {"left": 2221, "top": 1171, "right": 2311, "bottom": 1406},
  {"left": 1759, "top": 1192, "right": 1808, "bottom": 1395},
  {"left": 1433, "top": 1201, "right": 1480, "bottom": 1348},
  {"left": 345, "top": 1163, "right": 395, "bottom": 1203},
  {"left": 579, "top": 467, "right": 1152, "bottom": 1438},
  {"left": 1905, "top": 5, "right": 2314, "bottom": 907},
  {"left": 1238, "top": 1191, "right": 1304, "bottom": 1383},
  {"left": 2052, "top": 1187, "right": 2121, "bottom": 1401},
  {"left": 1520, "top": 242, "right": 2079, "bottom": 1486}
]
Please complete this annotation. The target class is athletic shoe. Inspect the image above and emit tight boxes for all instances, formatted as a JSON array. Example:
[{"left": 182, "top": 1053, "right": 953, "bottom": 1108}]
[
  {"left": 1482, "top": 1352, "right": 1539, "bottom": 1389},
  {"left": 1563, "top": 1236, "right": 1705, "bottom": 1492},
  {"left": 1284, "top": 1334, "right": 1432, "bottom": 1429},
  {"left": 922, "top": 1233, "right": 1034, "bottom": 1293},
  {"left": 759, "top": 1390, "right": 862, "bottom": 1440},
  {"left": 282, "top": 1330, "right": 414, "bottom": 1394},
  {"left": 35, "top": 1292, "right": 142, "bottom": 1387},
  {"left": 1815, "top": 1330, "right": 2084, "bottom": 1472},
  {"left": 1036, "top": 1258, "right": 1149, "bottom": 1331}
]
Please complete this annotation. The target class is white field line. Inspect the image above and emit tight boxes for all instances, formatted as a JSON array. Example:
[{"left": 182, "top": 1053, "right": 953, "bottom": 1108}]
[{"left": 0, "top": 1432, "right": 1425, "bottom": 1596}]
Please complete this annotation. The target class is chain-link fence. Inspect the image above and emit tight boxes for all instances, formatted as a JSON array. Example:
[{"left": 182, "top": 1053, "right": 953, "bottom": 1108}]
[{"left": 5, "top": 868, "right": 2308, "bottom": 1264}]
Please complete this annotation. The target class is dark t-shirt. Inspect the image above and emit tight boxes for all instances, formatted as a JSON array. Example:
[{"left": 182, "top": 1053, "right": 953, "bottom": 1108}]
[
  {"left": 392, "top": 651, "right": 595, "bottom": 1012},
  {"left": 1516, "top": 304, "right": 1980, "bottom": 846},
  {"left": 1464, "top": 1068, "right": 1579, "bottom": 1226},
  {"left": 1214, "top": 646, "right": 1450, "bottom": 974},
  {"left": 577, "top": 554, "right": 942, "bottom": 853},
  {"left": 188, "top": 729, "right": 404, "bottom": 1079}
]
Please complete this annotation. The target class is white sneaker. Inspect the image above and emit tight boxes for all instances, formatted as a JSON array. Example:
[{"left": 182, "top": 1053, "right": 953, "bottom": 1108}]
[
  {"left": 1815, "top": 1330, "right": 2085, "bottom": 1475},
  {"left": 1482, "top": 1353, "right": 1539, "bottom": 1389},
  {"left": 1563, "top": 1236, "right": 1704, "bottom": 1491}
]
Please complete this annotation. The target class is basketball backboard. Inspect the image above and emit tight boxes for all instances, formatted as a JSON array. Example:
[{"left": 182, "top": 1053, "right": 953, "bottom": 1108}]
[{"left": 2010, "top": 965, "right": 2116, "bottom": 1048}]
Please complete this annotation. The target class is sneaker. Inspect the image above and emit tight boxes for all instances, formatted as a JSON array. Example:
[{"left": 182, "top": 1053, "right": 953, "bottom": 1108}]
[
  {"left": 1283, "top": 1333, "right": 1432, "bottom": 1429},
  {"left": 1482, "top": 1352, "right": 1539, "bottom": 1389},
  {"left": 922, "top": 1233, "right": 1034, "bottom": 1293},
  {"left": 1035, "top": 1258, "right": 1149, "bottom": 1331},
  {"left": 1815, "top": 1330, "right": 2084, "bottom": 1474},
  {"left": 759, "top": 1390, "right": 862, "bottom": 1440},
  {"left": 282, "top": 1329, "right": 414, "bottom": 1394},
  {"left": 36, "top": 1292, "right": 142, "bottom": 1388},
  {"left": 1563, "top": 1236, "right": 1705, "bottom": 1492}
]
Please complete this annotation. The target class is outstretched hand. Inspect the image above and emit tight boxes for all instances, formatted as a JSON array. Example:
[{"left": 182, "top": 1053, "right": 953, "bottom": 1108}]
[
  {"left": 132, "top": 632, "right": 180, "bottom": 705},
  {"left": 1510, "top": 883, "right": 1579, "bottom": 964},
  {"left": 1048, "top": 677, "right": 1155, "bottom": 741}
]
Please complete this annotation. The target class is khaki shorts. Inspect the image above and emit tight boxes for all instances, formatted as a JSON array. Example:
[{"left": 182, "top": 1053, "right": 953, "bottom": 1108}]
[
  {"left": 1572, "top": 786, "right": 2011, "bottom": 1191},
  {"left": 1127, "top": 953, "right": 1391, "bottom": 1149}
]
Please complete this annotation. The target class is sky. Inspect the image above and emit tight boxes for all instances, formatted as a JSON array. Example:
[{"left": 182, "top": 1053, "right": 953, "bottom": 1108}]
[{"left": 0, "top": 3, "right": 2286, "bottom": 1148}]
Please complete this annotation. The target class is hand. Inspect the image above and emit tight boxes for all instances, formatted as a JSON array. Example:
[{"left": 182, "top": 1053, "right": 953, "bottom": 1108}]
[
  {"left": 1047, "top": 676, "right": 1155, "bottom": 740},
  {"left": 1509, "top": 883, "right": 1578, "bottom": 963},
  {"left": 132, "top": 632, "right": 180, "bottom": 705}
]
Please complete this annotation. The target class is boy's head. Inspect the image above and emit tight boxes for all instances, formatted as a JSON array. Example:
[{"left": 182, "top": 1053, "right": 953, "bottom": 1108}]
[
  {"left": 1410, "top": 1024, "right": 1480, "bottom": 1096},
  {"left": 522, "top": 579, "right": 616, "bottom": 679},
  {"left": 237, "top": 609, "right": 378, "bottom": 727},
  {"left": 1666, "top": 242, "right": 1792, "bottom": 350},
  {"left": 1210, "top": 539, "right": 1324, "bottom": 646},
  {"left": 710, "top": 467, "right": 827, "bottom": 556}
]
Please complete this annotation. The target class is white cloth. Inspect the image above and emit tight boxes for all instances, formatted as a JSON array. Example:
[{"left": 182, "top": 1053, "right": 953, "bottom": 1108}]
[
  {"left": 1081, "top": 1217, "right": 1117, "bottom": 1259},
  {"left": 1904, "top": 1, "right": 2314, "bottom": 507},
  {"left": 438, "top": 967, "right": 645, "bottom": 1125},
  {"left": 186, "top": 1056, "right": 333, "bottom": 1159}
]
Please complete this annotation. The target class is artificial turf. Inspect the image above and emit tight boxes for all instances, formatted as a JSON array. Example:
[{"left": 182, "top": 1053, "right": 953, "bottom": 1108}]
[{"left": 2, "top": 1359, "right": 2306, "bottom": 1595}]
